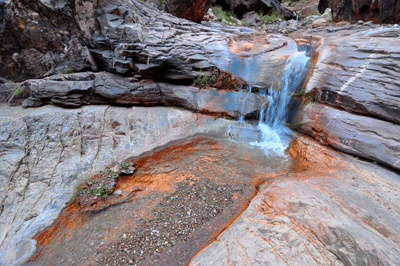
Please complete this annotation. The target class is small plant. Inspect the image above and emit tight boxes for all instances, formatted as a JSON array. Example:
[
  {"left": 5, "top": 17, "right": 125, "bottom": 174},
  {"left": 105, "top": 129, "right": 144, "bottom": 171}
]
[
  {"left": 122, "top": 162, "right": 131, "bottom": 170},
  {"left": 160, "top": 0, "right": 165, "bottom": 10},
  {"left": 92, "top": 184, "right": 110, "bottom": 199},
  {"left": 71, "top": 182, "right": 89, "bottom": 202},
  {"left": 241, "top": 20, "right": 250, "bottom": 26},
  {"left": 293, "top": 89, "right": 317, "bottom": 106},
  {"left": 213, "top": 6, "right": 237, "bottom": 24},
  {"left": 12, "top": 85, "right": 22, "bottom": 97}
]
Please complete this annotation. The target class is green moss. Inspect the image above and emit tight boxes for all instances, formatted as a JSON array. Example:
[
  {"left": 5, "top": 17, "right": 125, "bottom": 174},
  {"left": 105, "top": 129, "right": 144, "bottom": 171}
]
[
  {"left": 11, "top": 85, "right": 22, "bottom": 97},
  {"left": 65, "top": 68, "right": 74, "bottom": 74}
]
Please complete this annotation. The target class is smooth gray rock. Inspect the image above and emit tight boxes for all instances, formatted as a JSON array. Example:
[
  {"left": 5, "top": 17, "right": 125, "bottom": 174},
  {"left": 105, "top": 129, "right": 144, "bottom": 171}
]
[
  {"left": 306, "top": 27, "right": 400, "bottom": 124},
  {"left": 298, "top": 104, "right": 400, "bottom": 170},
  {"left": 0, "top": 104, "right": 234, "bottom": 265}
]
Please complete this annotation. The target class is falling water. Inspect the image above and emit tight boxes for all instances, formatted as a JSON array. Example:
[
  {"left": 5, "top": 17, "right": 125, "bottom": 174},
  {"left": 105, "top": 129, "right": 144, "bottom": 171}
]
[{"left": 251, "top": 51, "right": 310, "bottom": 155}]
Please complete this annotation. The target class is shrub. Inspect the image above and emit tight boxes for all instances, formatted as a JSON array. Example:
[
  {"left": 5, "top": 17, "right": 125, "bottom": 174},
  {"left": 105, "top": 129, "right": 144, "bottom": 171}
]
[
  {"left": 213, "top": 6, "right": 237, "bottom": 24},
  {"left": 92, "top": 184, "right": 110, "bottom": 199},
  {"left": 259, "top": 11, "right": 284, "bottom": 23},
  {"left": 194, "top": 71, "right": 217, "bottom": 88}
]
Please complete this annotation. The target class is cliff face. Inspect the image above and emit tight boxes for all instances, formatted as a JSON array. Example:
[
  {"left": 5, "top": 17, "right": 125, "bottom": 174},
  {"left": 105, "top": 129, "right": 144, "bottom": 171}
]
[{"left": 318, "top": 0, "right": 400, "bottom": 24}]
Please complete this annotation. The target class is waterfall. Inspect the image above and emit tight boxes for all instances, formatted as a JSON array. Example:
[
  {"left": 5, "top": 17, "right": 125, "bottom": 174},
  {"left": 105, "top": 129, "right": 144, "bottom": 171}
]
[{"left": 251, "top": 51, "right": 310, "bottom": 155}]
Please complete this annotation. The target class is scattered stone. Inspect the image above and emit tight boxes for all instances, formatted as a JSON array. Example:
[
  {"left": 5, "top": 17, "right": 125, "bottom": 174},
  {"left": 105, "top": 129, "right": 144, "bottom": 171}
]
[{"left": 312, "top": 18, "right": 327, "bottom": 28}]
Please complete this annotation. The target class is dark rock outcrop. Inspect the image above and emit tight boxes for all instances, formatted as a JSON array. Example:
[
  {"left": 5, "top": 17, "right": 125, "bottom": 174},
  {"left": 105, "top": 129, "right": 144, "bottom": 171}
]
[
  {"left": 215, "top": 0, "right": 295, "bottom": 19},
  {"left": 0, "top": 0, "right": 246, "bottom": 82},
  {"left": 318, "top": 0, "right": 400, "bottom": 24},
  {"left": 0, "top": 0, "right": 96, "bottom": 81}
]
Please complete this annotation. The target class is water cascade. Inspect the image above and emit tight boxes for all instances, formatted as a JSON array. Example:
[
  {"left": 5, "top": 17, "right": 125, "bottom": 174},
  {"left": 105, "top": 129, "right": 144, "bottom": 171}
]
[
  {"left": 251, "top": 51, "right": 310, "bottom": 155},
  {"left": 205, "top": 35, "right": 311, "bottom": 155}
]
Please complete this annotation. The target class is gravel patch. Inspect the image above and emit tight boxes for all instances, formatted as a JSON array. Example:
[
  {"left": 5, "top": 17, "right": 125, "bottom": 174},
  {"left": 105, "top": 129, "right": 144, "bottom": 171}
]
[{"left": 98, "top": 176, "right": 242, "bottom": 265}]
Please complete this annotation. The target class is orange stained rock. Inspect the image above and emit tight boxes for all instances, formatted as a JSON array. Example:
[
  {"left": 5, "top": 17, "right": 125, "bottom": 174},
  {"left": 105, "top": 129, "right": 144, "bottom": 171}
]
[
  {"left": 228, "top": 34, "right": 270, "bottom": 55},
  {"left": 31, "top": 201, "right": 87, "bottom": 261},
  {"left": 287, "top": 137, "right": 344, "bottom": 175}
]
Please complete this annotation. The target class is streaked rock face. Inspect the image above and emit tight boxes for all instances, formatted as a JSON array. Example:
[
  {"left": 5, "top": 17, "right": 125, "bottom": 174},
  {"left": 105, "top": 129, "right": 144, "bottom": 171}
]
[
  {"left": 297, "top": 26, "right": 400, "bottom": 171},
  {"left": 307, "top": 27, "right": 400, "bottom": 124}
]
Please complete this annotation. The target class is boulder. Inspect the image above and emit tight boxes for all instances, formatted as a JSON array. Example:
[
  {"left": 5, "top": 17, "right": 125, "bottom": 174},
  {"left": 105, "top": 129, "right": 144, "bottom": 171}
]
[
  {"left": 312, "top": 18, "right": 327, "bottom": 28},
  {"left": 242, "top": 11, "right": 262, "bottom": 25},
  {"left": 164, "top": 0, "right": 213, "bottom": 22},
  {"left": 318, "top": 0, "right": 400, "bottom": 24}
]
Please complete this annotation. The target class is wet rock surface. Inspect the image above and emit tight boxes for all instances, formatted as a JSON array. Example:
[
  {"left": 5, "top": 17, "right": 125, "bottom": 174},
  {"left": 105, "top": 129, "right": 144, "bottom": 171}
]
[
  {"left": 27, "top": 137, "right": 287, "bottom": 266},
  {"left": 191, "top": 137, "right": 400, "bottom": 265}
]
